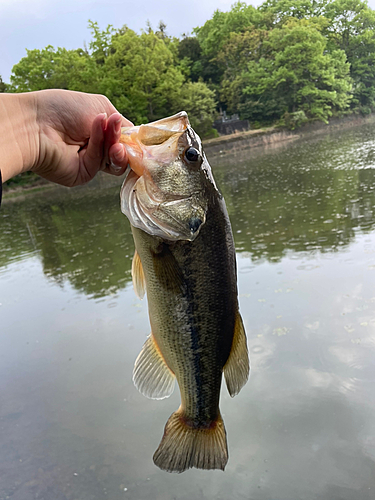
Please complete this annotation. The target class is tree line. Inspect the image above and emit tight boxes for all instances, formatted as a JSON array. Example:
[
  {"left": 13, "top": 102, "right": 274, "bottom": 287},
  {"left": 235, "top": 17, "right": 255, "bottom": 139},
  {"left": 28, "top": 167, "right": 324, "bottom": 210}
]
[{"left": 2, "top": 0, "right": 375, "bottom": 134}]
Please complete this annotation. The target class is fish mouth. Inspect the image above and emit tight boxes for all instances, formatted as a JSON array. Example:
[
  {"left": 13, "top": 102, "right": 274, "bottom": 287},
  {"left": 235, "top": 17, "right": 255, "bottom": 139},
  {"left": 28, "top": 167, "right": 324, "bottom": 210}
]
[
  {"left": 121, "top": 165, "right": 205, "bottom": 241},
  {"left": 120, "top": 112, "right": 190, "bottom": 177}
]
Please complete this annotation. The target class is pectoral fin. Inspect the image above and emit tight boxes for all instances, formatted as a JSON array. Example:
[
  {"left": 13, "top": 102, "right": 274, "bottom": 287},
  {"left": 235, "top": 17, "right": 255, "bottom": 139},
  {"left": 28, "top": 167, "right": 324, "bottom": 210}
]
[
  {"left": 223, "top": 311, "right": 250, "bottom": 397},
  {"left": 131, "top": 250, "right": 146, "bottom": 299},
  {"left": 133, "top": 333, "right": 175, "bottom": 400},
  {"left": 152, "top": 243, "right": 184, "bottom": 294}
]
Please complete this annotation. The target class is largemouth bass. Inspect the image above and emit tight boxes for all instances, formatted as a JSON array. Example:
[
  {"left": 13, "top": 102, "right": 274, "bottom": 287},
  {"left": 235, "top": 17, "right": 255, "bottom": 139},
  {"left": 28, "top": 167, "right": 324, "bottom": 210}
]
[{"left": 119, "top": 112, "right": 249, "bottom": 473}]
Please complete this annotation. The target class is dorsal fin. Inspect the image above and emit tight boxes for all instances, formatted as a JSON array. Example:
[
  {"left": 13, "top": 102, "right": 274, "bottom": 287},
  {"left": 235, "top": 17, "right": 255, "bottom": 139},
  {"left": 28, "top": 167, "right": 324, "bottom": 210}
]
[{"left": 223, "top": 311, "right": 250, "bottom": 397}]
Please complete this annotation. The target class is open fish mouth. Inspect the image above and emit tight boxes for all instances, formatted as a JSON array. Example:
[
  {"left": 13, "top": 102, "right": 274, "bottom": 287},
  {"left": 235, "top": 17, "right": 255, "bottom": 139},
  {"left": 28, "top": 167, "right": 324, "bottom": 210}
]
[
  {"left": 119, "top": 112, "right": 191, "bottom": 178},
  {"left": 120, "top": 112, "right": 208, "bottom": 241}
]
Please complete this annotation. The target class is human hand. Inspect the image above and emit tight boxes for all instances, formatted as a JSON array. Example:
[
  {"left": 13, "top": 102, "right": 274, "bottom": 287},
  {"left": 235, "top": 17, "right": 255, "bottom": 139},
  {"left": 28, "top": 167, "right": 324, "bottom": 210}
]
[{"left": 33, "top": 89, "right": 133, "bottom": 186}]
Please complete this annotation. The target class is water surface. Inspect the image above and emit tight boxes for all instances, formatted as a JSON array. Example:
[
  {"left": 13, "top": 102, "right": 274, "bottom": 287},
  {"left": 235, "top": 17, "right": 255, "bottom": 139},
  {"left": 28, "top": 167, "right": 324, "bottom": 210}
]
[{"left": 2, "top": 124, "right": 375, "bottom": 499}]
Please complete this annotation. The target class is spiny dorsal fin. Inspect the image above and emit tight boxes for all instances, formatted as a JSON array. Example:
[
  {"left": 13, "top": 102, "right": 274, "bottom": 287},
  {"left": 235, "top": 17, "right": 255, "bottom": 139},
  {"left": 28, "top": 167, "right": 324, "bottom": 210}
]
[
  {"left": 132, "top": 250, "right": 146, "bottom": 299},
  {"left": 133, "top": 334, "right": 175, "bottom": 400},
  {"left": 223, "top": 311, "right": 250, "bottom": 397},
  {"left": 153, "top": 407, "right": 228, "bottom": 473}
]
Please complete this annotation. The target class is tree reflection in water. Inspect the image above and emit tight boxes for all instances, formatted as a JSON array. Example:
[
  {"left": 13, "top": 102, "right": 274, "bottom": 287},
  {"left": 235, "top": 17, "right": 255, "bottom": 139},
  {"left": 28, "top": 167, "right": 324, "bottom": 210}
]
[{"left": 1, "top": 122, "right": 375, "bottom": 296}]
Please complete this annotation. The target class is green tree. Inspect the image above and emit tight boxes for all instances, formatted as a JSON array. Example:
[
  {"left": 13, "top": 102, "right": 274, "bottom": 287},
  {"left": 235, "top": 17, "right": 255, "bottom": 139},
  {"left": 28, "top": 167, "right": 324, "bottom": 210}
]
[
  {"left": 101, "top": 28, "right": 185, "bottom": 123},
  {"left": 259, "top": 0, "right": 375, "bottom": 112},
  {"left": 88, "top": 19, "right": 115, "bottom": 66},
  {"left": 177, "top": 36, "right": 203, "bottom": 81},
  {"left": 192, "top": 2, "right": 264, "bottom": 90},
  {"left": 259, "top": 0, "right": 328, "bottom": 24},
  {"left": 240, "top": 18, "right": 352, "bottom": 124},
  {"left": 0, "top": 75, "right": 7, "bottom": 92},
  {"left": 324, "top": 0, "right": 375, "bottom": 111},
  {"left": 10, "top": 45, "right": 100, "bottom": 93},
  {"left": 194, "top": 1, "right": 262, "bottom": 62},
  {"left": 218, "top": 28, "right": 269, "bottom": 115},
  {"left": 177, "top": 81, "right": 217, "bottom": 137}
]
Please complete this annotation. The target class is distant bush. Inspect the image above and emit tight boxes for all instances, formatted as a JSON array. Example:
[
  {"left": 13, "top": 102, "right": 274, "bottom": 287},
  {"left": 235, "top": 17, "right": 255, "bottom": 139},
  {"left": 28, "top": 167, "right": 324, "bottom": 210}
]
[
  {"left": 283, "top": 111, "right": 309, "bottom": 130},
  {"left": 359, "top": 106, "right": 372, "bottom": 116},
  {"left": 4, "top": 172, "right": 41, "bottom": 189}
]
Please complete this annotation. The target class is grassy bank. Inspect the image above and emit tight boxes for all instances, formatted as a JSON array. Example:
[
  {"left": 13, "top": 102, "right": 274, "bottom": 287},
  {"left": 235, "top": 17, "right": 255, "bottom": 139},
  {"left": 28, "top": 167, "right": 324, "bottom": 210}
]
[{"left": 2, "top": 173, "right": 51, "bottom": 199}]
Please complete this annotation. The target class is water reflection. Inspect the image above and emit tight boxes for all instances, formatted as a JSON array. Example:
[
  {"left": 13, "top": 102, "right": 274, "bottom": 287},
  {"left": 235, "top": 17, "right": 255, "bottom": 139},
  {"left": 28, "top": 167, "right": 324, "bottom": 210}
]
[
  {"left": 2, "top": 124, "right": 375, "bottom": 295},
  {"left": 1, "top": 184, "right": 134, "bottom": 297},
  {"left": 215, "top": 126, "right": 375, "bottom": 262}
]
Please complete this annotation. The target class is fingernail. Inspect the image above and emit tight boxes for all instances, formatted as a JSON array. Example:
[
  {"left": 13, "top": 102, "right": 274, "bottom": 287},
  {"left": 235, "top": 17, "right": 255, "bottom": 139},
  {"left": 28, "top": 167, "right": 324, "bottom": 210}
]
[
  {"left": 115, "top": 116, "right": 121, "bottom": 134},
  {"left": 114, "top": 146, "right": 125, "bottom": 162},
  {"left": 101, "top": 113, "right": 108, "bottom": 130}
]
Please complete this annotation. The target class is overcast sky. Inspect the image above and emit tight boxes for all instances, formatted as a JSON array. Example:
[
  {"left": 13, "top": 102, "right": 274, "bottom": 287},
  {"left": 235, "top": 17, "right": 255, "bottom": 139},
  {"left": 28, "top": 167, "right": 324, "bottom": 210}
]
[{"left": 1, "top": 0, "right": 375, "bottom": 84}]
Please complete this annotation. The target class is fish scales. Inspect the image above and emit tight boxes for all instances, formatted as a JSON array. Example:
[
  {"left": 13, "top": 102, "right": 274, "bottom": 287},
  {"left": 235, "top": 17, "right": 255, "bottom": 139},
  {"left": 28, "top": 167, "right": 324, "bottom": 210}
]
[{"left": 120, "top": 111, "right": 249, "bottom": 472}]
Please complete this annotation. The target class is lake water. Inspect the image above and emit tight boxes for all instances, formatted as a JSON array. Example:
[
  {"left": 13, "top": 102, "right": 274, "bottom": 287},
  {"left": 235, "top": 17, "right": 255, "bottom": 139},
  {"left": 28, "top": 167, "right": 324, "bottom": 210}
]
[{"left": 2, "top": 123, "right": 375, "bottom": 499}]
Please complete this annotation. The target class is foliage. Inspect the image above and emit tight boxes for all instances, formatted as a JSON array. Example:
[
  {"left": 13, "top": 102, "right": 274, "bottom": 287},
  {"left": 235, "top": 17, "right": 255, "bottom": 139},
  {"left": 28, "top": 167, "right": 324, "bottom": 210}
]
[
  {"left": 88, "top": 20, "right": 115, "bottom": 65},
  {"left": 324, "top": 0, "right": 375, "bottom": 110},
  {"left": 244, "top": 19, "right": 351, "bottom": 123},
  {"left": 10, "top": 46, "right": 100, "bottom": 93},
  {"left": 194, "top": 2, "right": 262, "bottom": 62},
  {"left": 193, "top": 2, "right": 265, "bottom": 91},
  {"left": 101, "top": 28, "right": 185, "bottom": 123},
  {"left": 177, "top": 81, "right": 218, "bottom": 137},
  {"left": 7, "top": 0, "right": 375, "bottom": 131},
  {"left": 177, "top": 36, "right": 203, "bottom": 81},
  {"left": 0, "top": 75, "right": 7, "bottom": 92},
  {"left": 282, "top": 110, "right": 309, "bottom": 129},
  {"left": 218, "top": 17, "right": 351, "bottom": 124},
  {"left": 259, "top": 0, "right": 329, "bottom": 23},
  {"left": 3, "top": 171, "right": 41, "bottom": 188}
]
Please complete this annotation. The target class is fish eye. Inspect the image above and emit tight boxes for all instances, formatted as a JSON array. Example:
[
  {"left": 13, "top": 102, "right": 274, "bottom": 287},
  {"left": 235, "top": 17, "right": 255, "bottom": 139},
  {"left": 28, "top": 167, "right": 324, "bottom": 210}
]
[{"left": 185, "top": 147, "right": 200, "bottom": 162}]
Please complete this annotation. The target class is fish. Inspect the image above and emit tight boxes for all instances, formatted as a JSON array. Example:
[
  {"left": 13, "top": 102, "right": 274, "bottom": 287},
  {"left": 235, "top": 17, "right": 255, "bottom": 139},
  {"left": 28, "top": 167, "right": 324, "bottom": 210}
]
[{"left": 119, "top": 112, "right": 249, "bottom": 473}]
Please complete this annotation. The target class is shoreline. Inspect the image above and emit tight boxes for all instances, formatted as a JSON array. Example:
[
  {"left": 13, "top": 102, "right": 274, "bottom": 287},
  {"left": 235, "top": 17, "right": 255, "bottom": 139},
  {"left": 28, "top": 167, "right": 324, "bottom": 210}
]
[
  {"left": 202, "top": 112, "right": 375, "bottom": 157},
  {"left": 3, "top": 111, "right": 375, "bottom": 199},
  {"left": 2, "top": 179, "right": 52, "bottom": 200}
]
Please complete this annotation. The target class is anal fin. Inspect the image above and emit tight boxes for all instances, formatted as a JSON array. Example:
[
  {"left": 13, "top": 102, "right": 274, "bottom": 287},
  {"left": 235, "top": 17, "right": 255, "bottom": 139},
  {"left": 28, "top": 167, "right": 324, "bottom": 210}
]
[
  {"left": 132, "top": 249, "right": 146, "bottom": 299},
  {"left": 133, "top": 334, "right": 175, "bottom": 400},
  {"left": 224, "top": 311, "right": 250, "bottom": 397}
]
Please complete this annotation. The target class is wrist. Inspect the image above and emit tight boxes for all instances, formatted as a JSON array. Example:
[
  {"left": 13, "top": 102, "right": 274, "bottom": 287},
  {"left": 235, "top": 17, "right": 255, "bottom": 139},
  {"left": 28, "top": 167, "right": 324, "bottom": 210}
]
[{"left": 0, "top": 92, "right": 39, "bottom": 182}]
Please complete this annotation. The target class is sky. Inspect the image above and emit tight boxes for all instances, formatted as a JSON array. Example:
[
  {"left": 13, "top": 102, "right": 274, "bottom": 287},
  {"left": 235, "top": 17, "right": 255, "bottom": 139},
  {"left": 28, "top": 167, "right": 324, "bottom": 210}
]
[
  {"left": 0, "top": 0, "right": 259, "bottom": 83},
  {"left": 1, "top": 0, "right": 375, "bottom": 84}
]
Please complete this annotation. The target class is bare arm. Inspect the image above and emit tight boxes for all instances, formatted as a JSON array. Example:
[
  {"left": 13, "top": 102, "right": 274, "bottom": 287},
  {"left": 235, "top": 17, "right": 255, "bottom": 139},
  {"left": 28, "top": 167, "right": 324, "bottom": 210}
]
[{"left": 0, "top": 89, "right": 132, "bottom": 186}]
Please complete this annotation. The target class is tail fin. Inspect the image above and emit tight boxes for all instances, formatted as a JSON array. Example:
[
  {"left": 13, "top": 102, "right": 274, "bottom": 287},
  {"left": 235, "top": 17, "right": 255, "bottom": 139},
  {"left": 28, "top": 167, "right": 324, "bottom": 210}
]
[{"left": 153, "top": 408, "right": 228, "bottom": 473}]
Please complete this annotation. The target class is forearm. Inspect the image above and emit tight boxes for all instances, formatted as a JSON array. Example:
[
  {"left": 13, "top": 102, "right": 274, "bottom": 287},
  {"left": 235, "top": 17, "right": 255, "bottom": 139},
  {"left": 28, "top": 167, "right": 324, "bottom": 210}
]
[{"left": 0, "top": 93, "right": 39, "bottom": 182}]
